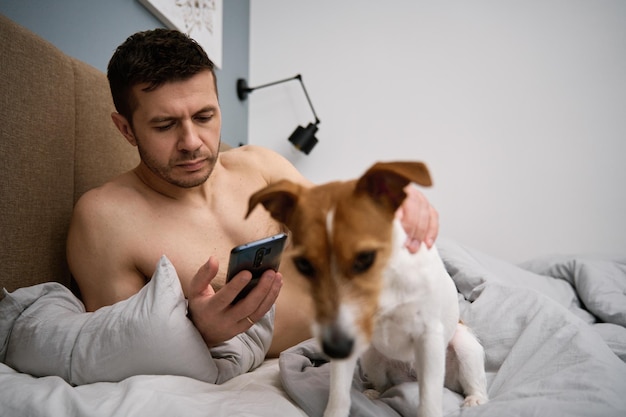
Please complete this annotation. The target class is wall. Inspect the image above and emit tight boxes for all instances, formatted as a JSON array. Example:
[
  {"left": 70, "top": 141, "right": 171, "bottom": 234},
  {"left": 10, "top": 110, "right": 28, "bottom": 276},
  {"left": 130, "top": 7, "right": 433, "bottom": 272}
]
[
  {"left": 0, "top": 0, "right": 250, "bottom": 147},
  {"left": 248, "top": 0, "right": 626, "bottom": 263}
]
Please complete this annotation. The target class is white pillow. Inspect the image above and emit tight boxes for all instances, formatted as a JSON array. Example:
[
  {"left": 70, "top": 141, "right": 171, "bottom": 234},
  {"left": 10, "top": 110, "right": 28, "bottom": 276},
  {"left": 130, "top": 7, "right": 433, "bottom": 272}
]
[{"left": 0, "top": 256, "right": 273, "bottom": 385}]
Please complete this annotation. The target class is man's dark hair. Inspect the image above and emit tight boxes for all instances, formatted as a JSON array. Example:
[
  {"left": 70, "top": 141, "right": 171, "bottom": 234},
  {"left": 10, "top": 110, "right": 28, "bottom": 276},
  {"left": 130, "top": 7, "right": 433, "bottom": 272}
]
[{"left": 107, "top": 29, "right": 217, "bottom": 123}]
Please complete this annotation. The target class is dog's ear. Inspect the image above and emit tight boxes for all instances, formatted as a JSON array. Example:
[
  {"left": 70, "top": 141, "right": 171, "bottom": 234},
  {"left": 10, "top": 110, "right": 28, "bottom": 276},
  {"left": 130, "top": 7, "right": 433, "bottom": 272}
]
[
  {"left": 246, "top": 180, "right": 302, "bottom": 225},
  {"left": 355, "top": 161, "right": 432, "bottom": 212}
]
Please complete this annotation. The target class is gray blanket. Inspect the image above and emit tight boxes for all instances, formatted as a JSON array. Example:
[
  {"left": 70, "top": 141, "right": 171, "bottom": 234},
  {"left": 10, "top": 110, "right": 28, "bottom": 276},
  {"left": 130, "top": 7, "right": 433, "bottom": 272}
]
[
  {"left": 279, "top": 239, "right": 626, "bottom": 417},
  {"left": 0, "top": 256, "right": 273, "bottom": 385}
]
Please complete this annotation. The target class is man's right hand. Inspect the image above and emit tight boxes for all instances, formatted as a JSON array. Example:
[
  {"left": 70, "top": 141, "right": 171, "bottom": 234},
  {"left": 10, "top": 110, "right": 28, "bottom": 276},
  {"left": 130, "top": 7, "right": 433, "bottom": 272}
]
[{"left": 186, "top": 256, "right": 283, "bottom": 347}]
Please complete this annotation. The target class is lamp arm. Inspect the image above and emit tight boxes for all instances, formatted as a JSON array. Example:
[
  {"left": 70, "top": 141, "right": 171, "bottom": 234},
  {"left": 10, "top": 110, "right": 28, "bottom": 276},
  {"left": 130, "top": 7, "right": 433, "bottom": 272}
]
[
  {"left": 295, "top": 74, "right": 320, "bottom": 125},
  {"left": 237, "top": 74, "right": 320, "bottom": 125},
  {"left": 245, "top": 75, "right": 300, "bottom": 92}
]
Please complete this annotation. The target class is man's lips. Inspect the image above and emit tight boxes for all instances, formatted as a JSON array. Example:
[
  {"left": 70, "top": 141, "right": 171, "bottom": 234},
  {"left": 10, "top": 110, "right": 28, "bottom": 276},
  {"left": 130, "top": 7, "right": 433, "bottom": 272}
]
[{"left": 177, "top": 159, "right": 206, "bottom": 171}]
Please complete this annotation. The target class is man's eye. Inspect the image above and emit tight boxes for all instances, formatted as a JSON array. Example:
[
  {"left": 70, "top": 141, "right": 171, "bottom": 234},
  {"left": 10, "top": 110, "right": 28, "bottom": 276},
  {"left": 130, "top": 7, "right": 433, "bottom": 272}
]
[
  {"left": 195, "top": 114, "right": 213, "bottom": 123},
  {"left": 353, "top": 251, "right": 376, "bottom": 274},
  {"left": 155, "top": 123, "right": 173, "bottom": 132}
]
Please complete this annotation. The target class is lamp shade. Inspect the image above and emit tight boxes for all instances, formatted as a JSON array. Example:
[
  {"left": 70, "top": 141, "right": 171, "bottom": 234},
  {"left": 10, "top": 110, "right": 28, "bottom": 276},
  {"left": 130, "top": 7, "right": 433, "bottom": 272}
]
[{"left": 288, "top": 123, "right": 319, "bottom": 155}]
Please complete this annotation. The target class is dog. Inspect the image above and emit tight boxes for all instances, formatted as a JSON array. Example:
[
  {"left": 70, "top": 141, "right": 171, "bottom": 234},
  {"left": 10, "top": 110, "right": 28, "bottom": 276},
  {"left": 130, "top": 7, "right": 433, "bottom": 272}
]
[{"left": 247, "top": 161, "right": 488, "bottom": 417}]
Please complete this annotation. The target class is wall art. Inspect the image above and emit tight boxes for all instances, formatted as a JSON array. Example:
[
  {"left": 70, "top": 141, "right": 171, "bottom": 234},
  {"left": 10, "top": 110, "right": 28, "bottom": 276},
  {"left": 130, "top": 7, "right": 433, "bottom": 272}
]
[{"left": 139, "top": 0, "right": 223, "bottom": 68}]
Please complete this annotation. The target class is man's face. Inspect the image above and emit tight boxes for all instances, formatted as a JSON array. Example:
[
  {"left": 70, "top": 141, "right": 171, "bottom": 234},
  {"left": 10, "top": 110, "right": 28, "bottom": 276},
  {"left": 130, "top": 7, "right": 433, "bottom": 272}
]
[{"left": 126, "top": 70, "right": 222, "bottom": 188}]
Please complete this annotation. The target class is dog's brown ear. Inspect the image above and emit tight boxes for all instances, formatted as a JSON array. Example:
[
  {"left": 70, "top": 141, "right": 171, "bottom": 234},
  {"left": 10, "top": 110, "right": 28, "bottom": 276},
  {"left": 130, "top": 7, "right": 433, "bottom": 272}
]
[
  {"left": 368, "top": 161, "right": 432, "bottom": 187},
  {"left": 355, "top": 161, "right": 432, "bottom": 212},
  {"left": 246, "top": 180, "right": 302, "bottom": 225}
]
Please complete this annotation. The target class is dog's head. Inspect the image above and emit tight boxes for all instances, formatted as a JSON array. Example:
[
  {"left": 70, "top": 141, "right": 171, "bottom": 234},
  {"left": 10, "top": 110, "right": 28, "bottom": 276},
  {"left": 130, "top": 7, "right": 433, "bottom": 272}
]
[{"left": 247, "top": 161, "right": 432, "bottom": 359}]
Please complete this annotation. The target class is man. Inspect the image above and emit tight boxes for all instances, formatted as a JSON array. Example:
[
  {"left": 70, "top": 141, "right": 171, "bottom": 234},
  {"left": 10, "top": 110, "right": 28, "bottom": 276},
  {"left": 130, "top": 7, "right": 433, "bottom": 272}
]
[{"left": 67, "top": 29, "right": 438, "bottom": 358}]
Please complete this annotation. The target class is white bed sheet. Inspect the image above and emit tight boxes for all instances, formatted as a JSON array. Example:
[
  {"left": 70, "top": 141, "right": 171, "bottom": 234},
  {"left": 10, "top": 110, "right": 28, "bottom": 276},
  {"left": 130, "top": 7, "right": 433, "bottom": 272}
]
[{"left": 0, "top": 358, "right": 307, "bottom": 417}]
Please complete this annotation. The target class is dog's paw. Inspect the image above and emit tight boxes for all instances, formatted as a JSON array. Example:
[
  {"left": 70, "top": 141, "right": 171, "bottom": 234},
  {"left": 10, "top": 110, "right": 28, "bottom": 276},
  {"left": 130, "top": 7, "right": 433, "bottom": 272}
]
[
  {"left": 463, "top": 394, "right": 488, "bottom": 407},
  {"left": 363, "top": 389, "right": 381, "bottom": 400}
]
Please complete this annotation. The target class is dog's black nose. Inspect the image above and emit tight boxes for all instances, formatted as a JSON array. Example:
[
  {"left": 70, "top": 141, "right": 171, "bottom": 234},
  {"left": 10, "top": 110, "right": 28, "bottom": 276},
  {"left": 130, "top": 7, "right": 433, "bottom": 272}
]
[{"left": 321, "top": 327, "right": 354, "bottom": 359}]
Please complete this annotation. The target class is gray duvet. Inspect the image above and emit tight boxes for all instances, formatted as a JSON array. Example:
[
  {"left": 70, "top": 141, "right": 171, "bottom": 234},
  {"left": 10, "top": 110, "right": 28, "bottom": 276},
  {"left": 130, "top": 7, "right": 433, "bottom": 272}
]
[{"left": 279, "top": 239, "right": 626, "bottom": 417}]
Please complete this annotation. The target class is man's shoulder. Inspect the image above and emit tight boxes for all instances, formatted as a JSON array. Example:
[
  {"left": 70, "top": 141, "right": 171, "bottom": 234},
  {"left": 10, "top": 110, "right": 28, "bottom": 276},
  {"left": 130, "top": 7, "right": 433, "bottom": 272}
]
[
  {"left": 219, "top": 144, "right": 280, "bottom": 166},
  {"left": 219, "top": 144, "right": 307, "bottom": 184},
  {"left": 73, "top": 171, "right": 142, "bottom": 220}
]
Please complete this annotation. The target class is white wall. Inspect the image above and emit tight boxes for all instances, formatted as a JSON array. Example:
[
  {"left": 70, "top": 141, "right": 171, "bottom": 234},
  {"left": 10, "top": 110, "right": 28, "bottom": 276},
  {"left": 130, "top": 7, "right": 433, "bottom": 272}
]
[{"left": 248, "top": 0, "right": 626, "bottom": 263}]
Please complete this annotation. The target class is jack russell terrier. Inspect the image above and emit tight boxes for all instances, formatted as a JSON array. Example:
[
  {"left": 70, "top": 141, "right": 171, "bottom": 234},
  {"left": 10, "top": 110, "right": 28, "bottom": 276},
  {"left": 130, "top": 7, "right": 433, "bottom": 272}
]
[{"left": 247, "top": 161, "right": 488, "bottom": 417}]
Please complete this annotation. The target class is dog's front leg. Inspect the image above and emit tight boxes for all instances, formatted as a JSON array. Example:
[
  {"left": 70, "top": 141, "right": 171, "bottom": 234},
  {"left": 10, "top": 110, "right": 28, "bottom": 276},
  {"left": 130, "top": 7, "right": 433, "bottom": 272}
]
[
  {"left": 324, "top": 355, "right": 359, "bottom": 417},
  {"left": 415, "top": 330, "right": 446, "bottom": 417}
]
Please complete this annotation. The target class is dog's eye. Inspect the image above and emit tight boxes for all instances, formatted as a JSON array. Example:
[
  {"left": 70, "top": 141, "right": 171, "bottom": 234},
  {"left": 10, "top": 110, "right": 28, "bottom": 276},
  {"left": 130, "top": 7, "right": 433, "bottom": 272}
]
[
  {"left": 353, "top": 251, "right": 376, "bottom": 274},
  {"left": 293, "top": 256, "right": 316, "bottom": 279}
]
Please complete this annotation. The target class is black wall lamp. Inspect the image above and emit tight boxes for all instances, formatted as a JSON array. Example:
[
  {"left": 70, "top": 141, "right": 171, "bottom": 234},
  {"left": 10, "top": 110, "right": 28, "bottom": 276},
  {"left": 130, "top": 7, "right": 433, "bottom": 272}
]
[{"left": 236, "top": 74, "right": 320, "bottom": 155}]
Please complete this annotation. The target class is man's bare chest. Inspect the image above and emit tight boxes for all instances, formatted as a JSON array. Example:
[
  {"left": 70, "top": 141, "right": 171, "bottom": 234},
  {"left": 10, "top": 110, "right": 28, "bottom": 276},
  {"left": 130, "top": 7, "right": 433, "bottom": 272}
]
[{"left": 130, "top": 205, "right": 280, "bottom": 296}]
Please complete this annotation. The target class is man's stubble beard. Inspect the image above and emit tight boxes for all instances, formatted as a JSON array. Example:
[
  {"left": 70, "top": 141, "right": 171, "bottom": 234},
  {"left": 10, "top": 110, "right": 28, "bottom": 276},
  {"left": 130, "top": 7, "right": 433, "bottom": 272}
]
[{"left": 135, "top": 139, "right": 218, "bottom": 189}]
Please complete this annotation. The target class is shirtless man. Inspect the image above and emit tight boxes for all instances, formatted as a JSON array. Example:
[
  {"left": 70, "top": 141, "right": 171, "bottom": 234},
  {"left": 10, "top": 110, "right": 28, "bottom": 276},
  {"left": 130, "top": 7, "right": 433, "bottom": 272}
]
[{"left": 67, "top": 29, "right": 438, "bottom": 358}]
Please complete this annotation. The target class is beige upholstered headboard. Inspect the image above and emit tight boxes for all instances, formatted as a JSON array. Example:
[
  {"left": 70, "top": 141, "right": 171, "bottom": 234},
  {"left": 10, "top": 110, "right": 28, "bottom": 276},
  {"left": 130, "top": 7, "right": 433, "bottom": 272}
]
[{"left": 0, "top": 15, "right": 139, "bottom": 292}]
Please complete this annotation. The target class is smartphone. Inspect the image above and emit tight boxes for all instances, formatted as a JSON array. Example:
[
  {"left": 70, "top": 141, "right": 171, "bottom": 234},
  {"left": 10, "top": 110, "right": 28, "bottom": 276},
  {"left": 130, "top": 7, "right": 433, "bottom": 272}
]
[{"left": 226, "top": 233, "right": 288, "bottom": 304}]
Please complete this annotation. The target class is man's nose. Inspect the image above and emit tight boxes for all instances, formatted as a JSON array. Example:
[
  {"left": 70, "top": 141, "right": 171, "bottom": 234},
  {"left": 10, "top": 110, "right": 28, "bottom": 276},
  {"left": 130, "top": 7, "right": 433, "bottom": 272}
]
[{"left": 177, "top": 121, "right": 202, "bottom": 151}]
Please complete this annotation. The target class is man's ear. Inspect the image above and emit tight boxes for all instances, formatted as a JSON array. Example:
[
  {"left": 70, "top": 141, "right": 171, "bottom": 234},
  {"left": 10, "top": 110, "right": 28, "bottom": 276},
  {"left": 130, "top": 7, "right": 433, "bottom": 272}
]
[{"left": 111, "top": 112, "right": 137, "bottom": 146}]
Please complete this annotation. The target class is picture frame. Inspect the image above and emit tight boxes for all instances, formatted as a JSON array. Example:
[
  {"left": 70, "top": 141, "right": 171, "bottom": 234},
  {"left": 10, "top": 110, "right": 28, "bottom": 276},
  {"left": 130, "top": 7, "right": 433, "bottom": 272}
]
[{"left": 138, "top": 0, "right": 223, "bottom": 68}]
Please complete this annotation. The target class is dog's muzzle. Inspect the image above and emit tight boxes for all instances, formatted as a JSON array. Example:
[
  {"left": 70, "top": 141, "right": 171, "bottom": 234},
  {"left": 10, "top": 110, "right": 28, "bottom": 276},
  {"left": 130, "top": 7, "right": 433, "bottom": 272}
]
[{"left": 321, "top": 324, "right": 355, "bottom": 359}]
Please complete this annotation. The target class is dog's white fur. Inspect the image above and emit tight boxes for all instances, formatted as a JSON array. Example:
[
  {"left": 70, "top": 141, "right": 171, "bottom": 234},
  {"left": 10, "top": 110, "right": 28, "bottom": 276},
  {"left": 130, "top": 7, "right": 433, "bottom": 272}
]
[{"left": 321, "top": 221, "right": 488, "bottom": 417}]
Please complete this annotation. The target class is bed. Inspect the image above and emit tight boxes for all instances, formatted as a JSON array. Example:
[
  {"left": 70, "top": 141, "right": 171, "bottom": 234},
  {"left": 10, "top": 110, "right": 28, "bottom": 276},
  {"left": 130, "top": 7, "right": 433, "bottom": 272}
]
[{"left": 1, "top": 239, "right": 625, "bottom": 417}]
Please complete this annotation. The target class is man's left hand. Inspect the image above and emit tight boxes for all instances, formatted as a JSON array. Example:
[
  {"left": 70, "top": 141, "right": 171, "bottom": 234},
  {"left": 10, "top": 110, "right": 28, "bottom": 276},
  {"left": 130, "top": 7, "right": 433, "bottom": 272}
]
[{"left": 396, "top": 184, "right": 439, "bottom": 253}]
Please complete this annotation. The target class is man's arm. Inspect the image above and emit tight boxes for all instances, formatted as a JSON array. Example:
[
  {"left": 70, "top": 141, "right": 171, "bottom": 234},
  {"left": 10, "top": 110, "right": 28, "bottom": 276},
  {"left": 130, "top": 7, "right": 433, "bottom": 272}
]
[{"left": 67, "top": 190, "right": 146, "bottom": 311}]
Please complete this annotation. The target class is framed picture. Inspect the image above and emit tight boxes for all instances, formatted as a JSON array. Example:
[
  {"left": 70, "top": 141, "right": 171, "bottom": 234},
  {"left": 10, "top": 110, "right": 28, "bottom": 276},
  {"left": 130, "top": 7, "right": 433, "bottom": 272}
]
[{"left": 138, "top": 0, "right": 223, "bottom": 68}]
